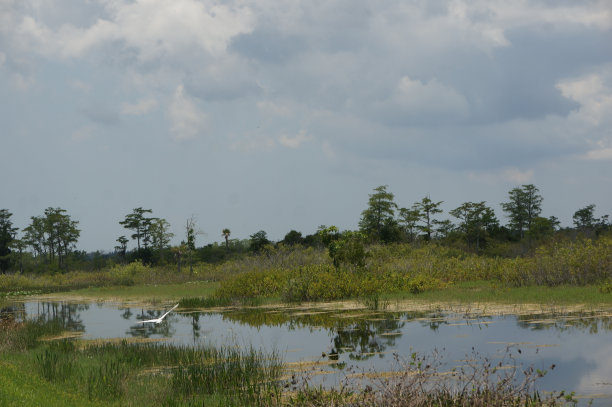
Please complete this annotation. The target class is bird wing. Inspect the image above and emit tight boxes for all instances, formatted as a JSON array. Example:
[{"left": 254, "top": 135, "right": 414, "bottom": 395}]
[
  {"left": 137, "top": 318, "right": 159, "bottom": 324},
  {"left": 159, "top": 303, "right": 179, "bottom": 320}
]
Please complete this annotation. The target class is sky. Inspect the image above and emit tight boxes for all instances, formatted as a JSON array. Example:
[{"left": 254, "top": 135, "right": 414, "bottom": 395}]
[{"left": 1, "top": 0, "right": 611, "bottom": 252}]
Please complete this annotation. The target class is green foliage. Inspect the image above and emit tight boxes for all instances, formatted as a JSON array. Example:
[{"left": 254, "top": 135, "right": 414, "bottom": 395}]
[
  {"left": 86, "top": 359, "right": 126, "bottom": 401},
  {"left": 599, "top": 280, "right": 612, "bottom": 294},
  {"left": 328, "top": 230, "right": 367, "bottom": 269},
  {"left": 37, "top": 344, "right": 75, "bottom": 382},
  {"left": 23, "top": 207, "right": 80, "bottom": 271},
  {"left": 282, "top": 229, "right": 304, "bottom": 245},
  {"left": 171, "top": 346, "right": 282, "bottom": 405},
  {"left": 496, "top": 237, "right": 612, "bottom": 287},
  {"left": 119, "top": 207, "right": 153, "bottom": 251},
  {"left": 9, "top": 320, "right": 283, "bottom": 406},
  {"left": 526, "top": 217, "right": 556, "bottom": 241},
  {"left": 216, "top": 268, "right": 288, "bottom": 300},
  {"left": 0, "top": 209, "right": 18, "bottom": 273},
  {"left": 450, "top": 201, "right": 498, "bottom": 250},
  {"left": 501, "top": 184, "right": 543, "bottom": 239},
  {"left": 0, "top": 318, "right": 66, "bottom": 352},
  {"left": 414, "top": 196, "right": 443, "bottom": 241},
  {"left": 359, "top": 185, "right": 399, "bottom": 242},
  {"left": 249, "top": 230, "right": 270, "bottom": 252}
]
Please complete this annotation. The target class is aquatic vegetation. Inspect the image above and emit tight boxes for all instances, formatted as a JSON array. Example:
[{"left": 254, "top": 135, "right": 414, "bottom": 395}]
[
  {"left": 0, "top": 317, "right": 66, "bottom": 352},
  {"left": 287, "top": 348, "right": 570, "bottom": 407}
]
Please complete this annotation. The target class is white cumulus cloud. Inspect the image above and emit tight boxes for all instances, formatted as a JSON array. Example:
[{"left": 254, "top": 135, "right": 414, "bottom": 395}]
[
  {"left": 278, "top": 129, "right": 311, "bottom": 149},
  {"left": 168, "top": 85, "right": 205, "bottom": 141},
  {"left": 121, "top": 98, "right": 158, "bottom": 116}
]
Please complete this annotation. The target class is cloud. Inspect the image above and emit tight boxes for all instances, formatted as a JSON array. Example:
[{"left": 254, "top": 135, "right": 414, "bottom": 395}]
[
  {"left": 230, "top": 135, "right": 276, "bottom": 152},
  {"left": 121, "top": 98, "right": 158, "bottom": 116},
  {"left": 168, "top": 85, "right": 205, "bottom": 141},
  {"left": 557, "top": 72, "right": 612, "bottom": 126},
  {"left": 71, "top": 126, "right": 93, "bottom": 143},
  {"left": 256, "top": 100, "right": 292, "bottom": 117},
  {"left": 322, "top": 141, "right": 336, "bottom": 159},
  {"left": 278, "top": 129, "right": 311, "bottom": 149},
  {"left": 502, "top": 168, "right": 535, "bottom": 184},
  {"left": 69, "top": 79, "right": 91, "bottom": 92},
  {"left": 370, "top": 76, "right": 470, "bottom": 126},
  {"left": 583, "top": 147, "right": 612, "bottom": 161},
  {"left": 79, "top": 102, "right": 120, "bottom": 125},
  {"left": 14, "top": 0, "right": 255, "bottom": 60}
]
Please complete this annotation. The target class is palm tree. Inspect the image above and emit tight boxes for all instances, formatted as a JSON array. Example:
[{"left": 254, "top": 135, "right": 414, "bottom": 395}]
[{"left": 222, "top": 228, "right": 231, "bottom": 249}]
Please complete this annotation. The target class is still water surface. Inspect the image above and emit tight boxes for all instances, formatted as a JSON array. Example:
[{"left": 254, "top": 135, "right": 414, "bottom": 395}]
[{"left": 12, "top": 301, "right": 612, "bottom": 404}]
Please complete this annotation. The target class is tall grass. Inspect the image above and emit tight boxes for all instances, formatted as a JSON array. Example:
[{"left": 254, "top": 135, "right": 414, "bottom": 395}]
[
  {"left": 2, "top": 238, "right": 611, "bottom": 302},
  {"left": 0, "top": 317, "right": 66, "bottom": 352},
  {"left": 29, "top": 339, "right": 284, "bottom": 404},
  {"left": 288, "top": 347, "right": 570, "bottom": 407}
]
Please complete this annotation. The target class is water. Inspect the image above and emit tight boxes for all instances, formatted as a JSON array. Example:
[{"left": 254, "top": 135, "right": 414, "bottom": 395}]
[{"left": 8, "top": 300, "right": 612, "bottom": 404}]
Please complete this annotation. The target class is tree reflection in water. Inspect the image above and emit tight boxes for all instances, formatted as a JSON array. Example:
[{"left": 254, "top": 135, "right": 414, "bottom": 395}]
[
  {"left": 126, "top": 307, "right": 175, "bottom": 338},
  {"left": 28, "top": 302, "right": 87, "bottom": 332},
  {"left": 516, "top": 311, "right": 612, "bottom": 334}
]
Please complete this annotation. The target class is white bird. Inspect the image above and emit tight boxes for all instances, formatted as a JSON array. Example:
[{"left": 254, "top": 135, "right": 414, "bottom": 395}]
[{"left": 137, "top": 303, "right": 179, "bottom": 324}]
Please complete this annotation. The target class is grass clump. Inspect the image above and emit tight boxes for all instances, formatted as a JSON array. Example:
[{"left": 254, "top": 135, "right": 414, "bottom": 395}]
[{"left": 287, "top": 348, "right": 573, "bottom": 407}]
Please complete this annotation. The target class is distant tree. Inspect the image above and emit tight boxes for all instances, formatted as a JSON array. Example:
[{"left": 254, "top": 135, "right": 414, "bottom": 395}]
[
  {"left": 527, "top": 217, "right": 556, "bottom": 241},
  {"left": 185, "top": 215, "right": 203, "bottom": 274},
  {"left": 573, "top": 204, "right": 610, "bottom": 235},
  {"left": 23, "top": 216, "right": 46, "bottom": 259},
  {"left": 414, "top": 196, "right": 443, "bottom": 241},
  {"left": 249, "top": 230, "right": 270, "bottom": 252},
  {"left": 501, "top": 184, "right": 542, "bottom": 239},
  {"left": 282, "top": 230, "right": 303, "bottom": 246},
  {"left": 10, "top": 237, "right": 26, "bottom": 273},
  {"left": 573, "top": 204, "right": 597, "bottom": 230},
  {"left": 23, "top": 207, "right": 80, "bottom": 270},
  {"left": 150, "top": 218, "right": 174, "bottom": 262},
  {"left": 450, "top": 202, "right": 498, "bottom": 250},
  {"left": 317, "top": 225, "right": 340, "bottom": 247},
  {"left": 548, "top": 216, "right": 561, "bottom": 231},
  {"left": 0, "top": 209, "right": 18, "bottom": 273},
  {"left": 222, "top": 228, "right": 231, "bottom": 249},
  {"left": 119, "top": 208, "right": 153, "bottom": 251},
  {"left": 115, "top": 235, "right": 129, "bottom": 262},
  {"left": 172, "top": 243, "right": 187, "bottom": 273},
  {"left": 359, "top": 185, "right": 398, "bottom": 242},
  {"left": 434, "top": 219, "right": 455, "bottom": 240},
  {"left": 398, "top": 206, "right": 421, "bottom": 242},
  {"left": 328, "top": 231, "right": 367, "bottom": 269}
]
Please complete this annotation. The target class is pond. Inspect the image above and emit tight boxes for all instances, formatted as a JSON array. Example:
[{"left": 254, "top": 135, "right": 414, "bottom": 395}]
[{"left": 8, "top": 300, "right": 612, "bottom": 405}]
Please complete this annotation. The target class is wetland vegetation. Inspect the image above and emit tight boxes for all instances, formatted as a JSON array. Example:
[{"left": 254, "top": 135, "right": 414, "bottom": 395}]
[
  {"left": 1, "top": 184, "right": 612, "bottom": 405},
  {"left": 2, "top": 302, "right": 599, "bottom": 406}
]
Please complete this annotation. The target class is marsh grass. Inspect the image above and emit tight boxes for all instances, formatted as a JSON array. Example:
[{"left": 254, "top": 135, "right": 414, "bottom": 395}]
[
  {"left": 26, "top": 337, "right": 285, "bottom": 404},
  {"left": 1, "top": 316, "right": 586, "bottom": 406},
  {"left": 287, "top": 347, "right": 571, "bottom": 407},
  {"left": 0, "top": 317, "right": 66, "bottom": 352}
]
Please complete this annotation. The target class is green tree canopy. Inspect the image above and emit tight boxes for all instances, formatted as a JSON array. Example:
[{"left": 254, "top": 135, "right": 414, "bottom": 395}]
[
  {"left": 0, "top": 209, "right": 18, "bottom": 273},
  {"left": 414, "top": 196, "right": 443, "bottom": 241},
  {"left": 23, "top": 207, "right": 80, "bottom": 270},
  {"left": 573, "top": 204, "right": 597, "bottom": 230},
  {"left": 450, "top": 201, "right": 498, "bottom": 250},
  {"left": 150, "top": 218, "right": 174, "bottom": 252},
  {"left": 501, "top": 184, "right": 543, "bottom": 239},
  {"left": 398, "top": 206, "right": 421, "bottom": 242},
  {"left": 119, "top": 207, "right": 153, "bottom": 251},
  {"left": 222, "top": 228, "right": 231, "bottom": 249},
  {"left": 249, "top": 230, "right": 270, "bottom": 252},
  {"left": 282, "top": 230, "right": 303, "bottom": 246},
  {"left": 359, "top": 185, "right": 398, "bottom": 242}
]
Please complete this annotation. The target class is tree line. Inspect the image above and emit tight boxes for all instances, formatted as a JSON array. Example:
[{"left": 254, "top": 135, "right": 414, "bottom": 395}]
[
  {"left": 356, "top": 184, "right": 609, "bottom": 247},
  {"left": 0, "top": 184, "right": 610, "bottom": 273}
]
